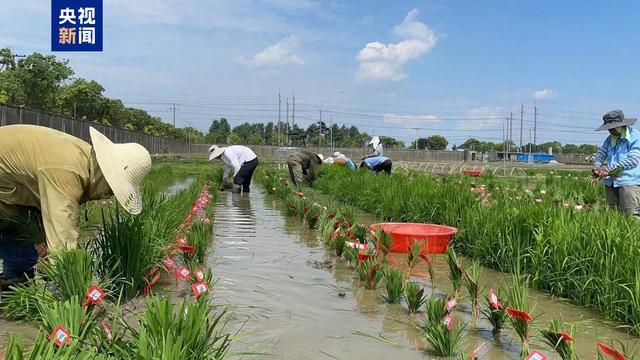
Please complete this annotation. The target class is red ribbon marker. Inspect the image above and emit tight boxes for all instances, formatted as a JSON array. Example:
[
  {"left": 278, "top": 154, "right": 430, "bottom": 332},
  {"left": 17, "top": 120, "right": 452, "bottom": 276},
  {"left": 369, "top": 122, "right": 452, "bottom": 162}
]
[
  {"left": 83, "top": 284, "right": 106, "bottom": 308},
  {"left": 419, "top": 253, "right": 432, "bottom": 265},
  {"left": 557, "top": 332, "right": 573, "bottom": 342},
  {"left": 526, "top": 351, "right": 548, "bottom": 360},
  {"left": 48, "top": 325, "right": 71, "bottom": 347},
  {"left": 101, "top": 322, "right": 113, "bottom": 342},
  {"left": 357, "top": 252, "right": 369, "bottom": 262},
  {"left": 445, "top": 298, "right": 458, "bottom": 311},
  {"left": 443, "top": 314, "right": 455, "bottom": 330},
  {"left": 489, "top": 289, "right": 502, "bottom": 310},
  {"left": 178, "top": 245, "right": 197, "bottom": 254},
  {"left": 598, "top": 343, "right": 625, "bottom": 360},
  {"left": 506, "top": 307, "right": 532, "bottom": 322},
  {"left": 195, "top": 268, "right": 206, "bottom": 283},
  {"left": 162, "top": 257, "right": 176, "bottom": 270},
  {"left": 191, "top": 282, "right": 209, "bottom": 297}
]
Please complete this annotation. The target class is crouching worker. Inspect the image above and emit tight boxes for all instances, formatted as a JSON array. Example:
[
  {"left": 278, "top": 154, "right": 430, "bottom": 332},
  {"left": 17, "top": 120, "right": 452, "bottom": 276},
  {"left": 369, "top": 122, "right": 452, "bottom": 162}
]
[
  {"left": 287, "top": 150, "right": 324, "bottom": 186},
  {"left": 0, "top": 125, "right": 151, "bottom": 289},
  {"left": 331, "top": 151, "right": 357, "bottom": 170},
  {"left": 360, "top": 155, "right": 392, "bottom": 174},
  {"left": 209, "top": 145, "right": 259, "bottom": 193}
]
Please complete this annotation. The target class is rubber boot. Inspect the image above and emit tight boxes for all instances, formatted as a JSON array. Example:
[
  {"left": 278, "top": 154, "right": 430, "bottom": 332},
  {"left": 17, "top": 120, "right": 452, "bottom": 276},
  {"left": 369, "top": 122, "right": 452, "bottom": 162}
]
[{"left": 231, "top": 184, "right": 242, "bottom": 193}]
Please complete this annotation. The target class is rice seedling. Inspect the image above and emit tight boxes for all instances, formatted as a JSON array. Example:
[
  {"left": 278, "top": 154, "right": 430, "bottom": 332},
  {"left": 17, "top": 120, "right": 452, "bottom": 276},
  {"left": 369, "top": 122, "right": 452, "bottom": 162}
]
[
  {"left": 382, "top": 267, "right": 404, "bottom": 304},
  {"left": 343, "top": 244, "right": 358, "bottom": 264},
  {"left": 446, "top": 248, "right": 464, "bottom": 296},
  {"left": 373, "top": 227, "right": 392, "bottom": 259},
  {"left": 333, "top": 234, "right": 346, "bottom": 258},
  {"left": 356, "top": 259, "right": 383, "bottom": 290},
  {"left": 1, "top": 279, "right": 56, "bottom": 321},
  {"left": 506, "top": 275, "right": 533, "bottom": 357},
  {"left": 421, "top": 298, "right": 464, "bottom": 357},
  {"left": 480, "top": 288, "right": 507, "bottom": 334},
  {"left": 407, "top": 240, "right": 421, "bottom": 269},
  {"left": 184, "top": 221, "right": 213, "bottom": 265},
  {"left": 597, "top": 340, "right": 637, "bottom": 360},
  {"left": 123, "top": 296, "right": 233, "bottom": 360},
  {"left": 540, "top": 319, "right": 577, "bottom": 360},
  {"left": 304, "top": 204, "right": 322, "bottom": 229},
  {"left": 464, "top": 261, "right": 481, "bottom": 319},
  {"left": 90, "top": 206, "right": 162, "bottom": 299},
  {"left": 38, "top": 249, "right": 106, "bottom": 301},
  {"left": 421, "top": 320, "right": 464, "bottom": 358},
  {"left": 404, "top": 281, "right": 427, "bottom": 313}
]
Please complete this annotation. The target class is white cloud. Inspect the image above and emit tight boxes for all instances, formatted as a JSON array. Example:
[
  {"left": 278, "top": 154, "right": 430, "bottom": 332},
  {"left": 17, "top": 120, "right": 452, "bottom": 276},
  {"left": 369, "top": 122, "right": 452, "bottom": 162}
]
[
  {"left": 533, "top": 89, "right": 558, "bottom": 99},
  {"left": 383, "top": 113, "right": 439, "bottom": 123},
  {"left": 458, "top": 106, "right": 507, "bottom": 130},
  {"left": 356, "top": 9, "right": 437, "bottom": 82},
  {"left": 240, "top": 36, "right": 304, "bottom": 66}
]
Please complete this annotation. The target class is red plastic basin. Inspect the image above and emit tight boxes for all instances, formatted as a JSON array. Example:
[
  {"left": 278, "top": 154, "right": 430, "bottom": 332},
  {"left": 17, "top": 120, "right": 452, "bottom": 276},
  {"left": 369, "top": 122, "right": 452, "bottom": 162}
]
[
  {"left": 462, "top": 169, "right": 482, "bottom": 177},
  {"left": 369, "top": 223, "right": 458, "bottom": 254}
]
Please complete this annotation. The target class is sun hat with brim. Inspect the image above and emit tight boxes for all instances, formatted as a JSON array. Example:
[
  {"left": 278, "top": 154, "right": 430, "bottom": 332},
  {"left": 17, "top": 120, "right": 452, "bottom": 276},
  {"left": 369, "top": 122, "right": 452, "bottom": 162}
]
[
  {"left": 595, "top": 110, "right": 637, "bottom": 131},
  {"left": 332, "top": 151, "right": 341, "bottom": 158},
  {"left": 368, "top": 136, "right": 380, "bottom": 146},
  {"left": 208, "top": 145, "right": 226, "bottom": 161},
  {"left": 89, "top": 127, "right": 151, "bottom": 215},
  {"left": 317, "top": 154, "right": 324, "bottom": 161}
]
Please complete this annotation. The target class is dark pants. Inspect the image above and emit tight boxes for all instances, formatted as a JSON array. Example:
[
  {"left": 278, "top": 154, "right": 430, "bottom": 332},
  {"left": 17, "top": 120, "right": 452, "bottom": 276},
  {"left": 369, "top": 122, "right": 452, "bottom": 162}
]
[
  {"left": 0, "top": 231, "right": 38, "bottom": 279},
  {"left": 233, "top": 158, "right": 259, "bottom": 193},
  {"left": 372, "top": 159, "right": 392, "bottom": 174}
]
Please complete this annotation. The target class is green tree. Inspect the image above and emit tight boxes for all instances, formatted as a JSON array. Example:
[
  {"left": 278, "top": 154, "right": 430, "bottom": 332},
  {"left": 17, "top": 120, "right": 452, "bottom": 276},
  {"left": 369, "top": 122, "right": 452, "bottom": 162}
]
[
  {"left": 208, "top": 118, "right": 231, "bottom": 143},
  {"left": 227, "top": 132, "right": 242, "bottom": 144},
  {"left": 59, "top": 78, "right": 105, "bottom": 119},
  {"left": 426, "top": 135, "right": 448, "bottom": 150},
  {"left": 14, "top": 52, "right": 74, "bottom": 109},
  {"left": 248, "top": 133, "right": 263, "bottom": 145}
]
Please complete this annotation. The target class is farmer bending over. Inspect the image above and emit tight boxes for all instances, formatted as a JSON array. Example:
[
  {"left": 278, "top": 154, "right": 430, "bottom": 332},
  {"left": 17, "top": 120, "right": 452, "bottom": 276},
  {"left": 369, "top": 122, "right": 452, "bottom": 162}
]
[
  {"left": 209, "top": 145, "right": 259, "bottom": 193},
  {"left": 287, "top": 150, "right": 323, "bottom": 186},
  {"left": 0, "top": 125, "right": 151, "bottom": 289},
  {"left": 363, "top": 136, "right": 384, "bottom": 159},
  {"left": 360, "top": 155, "right": 392, "bottom": 175},
  {"left": 593, "top": 110, "right": 640, "bottom": 218},
  {"left": 331, "top": 151, "right": 357, "bottom": 170}
]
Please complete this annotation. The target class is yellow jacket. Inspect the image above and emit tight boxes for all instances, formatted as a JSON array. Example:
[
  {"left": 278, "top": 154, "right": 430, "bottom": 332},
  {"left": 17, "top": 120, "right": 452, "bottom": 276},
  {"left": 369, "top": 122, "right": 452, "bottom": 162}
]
[{"left": 0, "top": 125, "right": 112, "bottom": 252}]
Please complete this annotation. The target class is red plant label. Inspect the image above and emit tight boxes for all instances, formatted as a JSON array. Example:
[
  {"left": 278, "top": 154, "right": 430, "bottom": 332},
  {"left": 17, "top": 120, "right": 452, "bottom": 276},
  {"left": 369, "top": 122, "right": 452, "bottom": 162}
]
[
  {"left": 526, "top": 351, "right": 548, "bottom": 360},
  {"left": 489, "top": 289, "right": 502, "bottom": 309},
  {"left": 48, "top": 325, "right": 71, "bottom": 347},
  {"left": 191, "top": 282, "right": 209, "bottom": 297},
  {"left": 506, "top": 307, "right": 532, "bottom": 322},
  {"left": 357, "top": 253, "right": 369, "bottom": 262},
  {"left": 101, "top": 322, "right": 113, "bottom": 342},
  {"left": 445, "top": 298, "right": 458, "bottom": 311},
  {"left": 84, "top": 285, "right": 106, "bottom": 306},
  {"left": 346, "top": 241, "right": 367, "bottom": 250},
  {"left": 443, "top": 314, "right": 455, "bottom": 330},
  {"left": 179, "top": 245, "right": 197, "bottom": 254},
  {"left": 195, "top": 269, "right": 206, "bottom": 282},
  {"left": 176, "top": 266, "right": 191, "bottom": 280},
  {"left": 598, "top": 343, "right": 625, "bottom": 360}
]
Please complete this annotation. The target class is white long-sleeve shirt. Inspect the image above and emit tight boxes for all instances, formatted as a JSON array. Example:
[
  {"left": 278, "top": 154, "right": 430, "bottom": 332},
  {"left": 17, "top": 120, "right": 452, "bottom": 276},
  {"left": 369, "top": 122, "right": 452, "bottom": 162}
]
[{"left": 221, "top": 145, "right": 257, "bottom": 180}]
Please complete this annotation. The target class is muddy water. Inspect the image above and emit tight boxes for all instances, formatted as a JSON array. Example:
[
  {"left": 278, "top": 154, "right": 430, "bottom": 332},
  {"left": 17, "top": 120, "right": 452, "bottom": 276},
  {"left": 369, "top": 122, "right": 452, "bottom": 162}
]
[{"left": 212, "top": 188, "right": 639, "bottom": 359}]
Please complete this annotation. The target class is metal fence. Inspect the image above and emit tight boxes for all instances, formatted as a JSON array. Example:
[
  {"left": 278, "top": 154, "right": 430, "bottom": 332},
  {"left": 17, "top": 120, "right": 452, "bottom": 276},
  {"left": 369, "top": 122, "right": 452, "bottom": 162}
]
[
  {"left": 0, "top": 104, "right": 189, "bottom": 154},
  {"left": 1, "top": 105, "right": 593, "bottom": 165}
]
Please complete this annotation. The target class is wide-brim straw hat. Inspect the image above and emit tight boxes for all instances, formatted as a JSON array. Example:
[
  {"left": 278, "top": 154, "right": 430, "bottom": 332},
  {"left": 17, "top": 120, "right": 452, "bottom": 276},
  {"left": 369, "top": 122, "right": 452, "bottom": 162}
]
[
  {"left": 90, "top": 127, "right": 151, "bottom": 215},
  {"left": 332, "top": 151, "right": 341, "bottom": 157},
  {"left": 317, "top": 153, "right": 324, "bottom": 161},
  {"left": 595, "top": 110, "right": 637, "bottom": 131},
  {"left": 208, "top": 145, "right": 226, "bottom": 161},
  {"left": 368, "top": 136, "right": 380, "bottom": 147}
]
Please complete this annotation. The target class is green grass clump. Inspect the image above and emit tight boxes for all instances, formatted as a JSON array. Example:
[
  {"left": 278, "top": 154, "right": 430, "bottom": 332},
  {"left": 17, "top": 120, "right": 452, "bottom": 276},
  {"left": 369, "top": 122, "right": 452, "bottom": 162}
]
[
  {"left": 382, "top": 267, "right": 404, "bottom": 304},
  {"left": 356, "top": 259, "right": 383, "bottom": 290},
  {"left": 404, "top": 281, "right": 426, "bottom": 313},
  {"left": 540, "top": 319, "right": 577, "bottom": 360}
]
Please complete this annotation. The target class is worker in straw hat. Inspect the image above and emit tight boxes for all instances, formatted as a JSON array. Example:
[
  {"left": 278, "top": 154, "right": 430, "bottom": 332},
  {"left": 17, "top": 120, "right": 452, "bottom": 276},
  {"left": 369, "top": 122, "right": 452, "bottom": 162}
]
[
  {"left": 0, "top": 125, "right": 151, "bottom": 289},
  {"left": 593, "top": 110, "right": 640, "bottom": 218},
  {"left": 331, "top": 151, "right": 357, "bottom": 170},
  {"left": 208, "top": 144, "right": 259, "bottom": 193},
  {"left": 286, "top": 150, "right": 324, "bottom": 186},
  {"left": 363, "top": 136, "right": 384, "bottom": 159}
]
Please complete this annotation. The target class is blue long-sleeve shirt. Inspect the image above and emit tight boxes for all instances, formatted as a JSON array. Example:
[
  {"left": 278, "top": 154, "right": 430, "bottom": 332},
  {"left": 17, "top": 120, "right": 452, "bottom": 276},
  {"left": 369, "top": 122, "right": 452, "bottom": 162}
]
[{"left": 593, "top": 126, "right": 640, "bottom": 187}]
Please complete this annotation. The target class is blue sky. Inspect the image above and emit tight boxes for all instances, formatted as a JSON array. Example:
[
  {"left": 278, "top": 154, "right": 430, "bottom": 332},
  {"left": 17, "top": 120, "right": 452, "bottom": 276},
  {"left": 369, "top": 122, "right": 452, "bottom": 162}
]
[{"left": 2, "top": 0, "right": 639, "bottom": 147}]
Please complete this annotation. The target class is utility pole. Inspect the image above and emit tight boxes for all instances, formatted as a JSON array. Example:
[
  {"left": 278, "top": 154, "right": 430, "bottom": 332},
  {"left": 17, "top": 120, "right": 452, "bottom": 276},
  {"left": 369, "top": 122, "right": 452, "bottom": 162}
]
[
  {"left": 169, "top": 104, "right": 177, "bottom": 127},
  {"left": 520, "top": 104, "right": 524, "bottom": 152},
  {"left": 319, "top": 110, "right": 323, "bottom": 150},
  {"left": 509, "top": 112, "right": 513, "bottom": 155},
  {"left": 533, "top": 102, "right": 538, "bottom": 149},
  {"left": 330, "top": 116, "right": 333, "bottom": 149},
  {"left": 292, "top": 91, "right": 296, "bottom": 131},
  {"left": 277, "top": 93, "right": 282, "bottom": 146},
  {"left": 285, "top": 98, "right": 290, "bottom": 146},
  {"left": 413, "top": 128, "right": 420, "bottom": 150},
  {"left": 503, "top": 118, "right": 507, "bottom": 171}
]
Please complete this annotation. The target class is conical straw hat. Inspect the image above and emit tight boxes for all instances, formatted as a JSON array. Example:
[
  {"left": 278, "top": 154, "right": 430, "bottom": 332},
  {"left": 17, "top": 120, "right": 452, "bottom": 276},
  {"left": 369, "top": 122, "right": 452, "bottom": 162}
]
[
  {"left": 89, "top": 127, "right": 151, "bottom": 215},
  {"left": 208, "top": 145, "right": 226, "bottom": 161}
]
